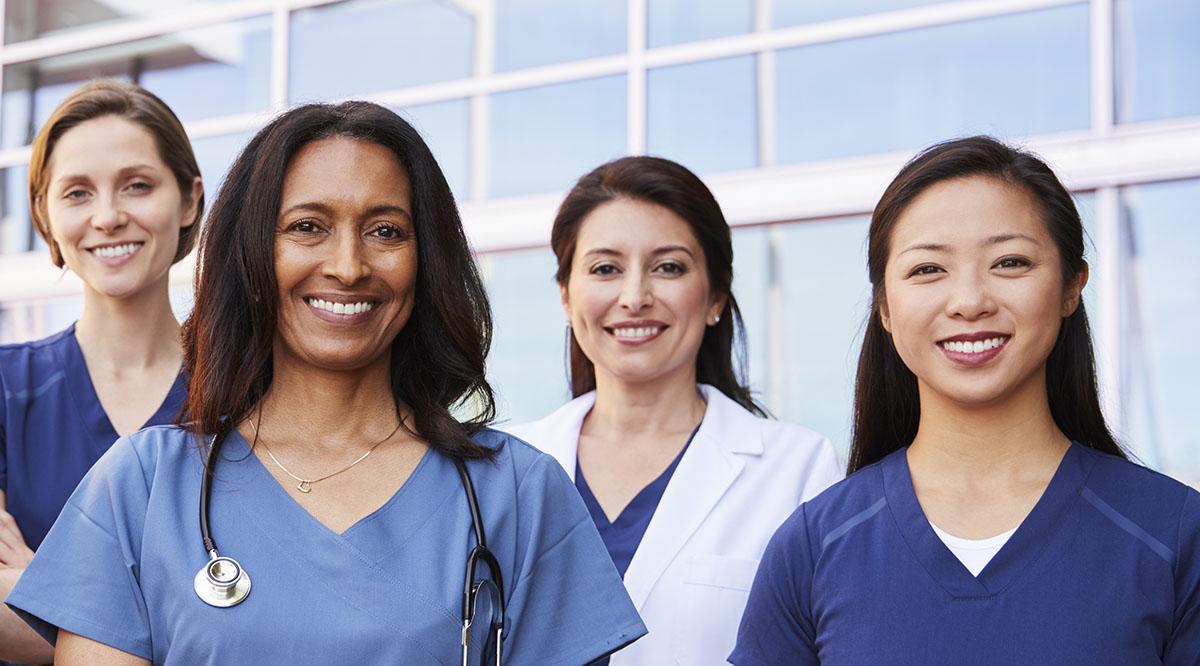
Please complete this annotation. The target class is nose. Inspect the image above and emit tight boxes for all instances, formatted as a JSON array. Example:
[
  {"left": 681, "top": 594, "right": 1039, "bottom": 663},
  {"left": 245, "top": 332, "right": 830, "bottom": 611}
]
[
  {"left": 321, "top": 230, "right": 371, "bottom": 285},
  {"left": 91, "top": 194, "right": 128, "bottom": 234},
  {"left": 618, "top": 271, "right": 653, "bottom": 313},
  {"left": 944, "top": 270, "right": 997, "bottom": 321}
]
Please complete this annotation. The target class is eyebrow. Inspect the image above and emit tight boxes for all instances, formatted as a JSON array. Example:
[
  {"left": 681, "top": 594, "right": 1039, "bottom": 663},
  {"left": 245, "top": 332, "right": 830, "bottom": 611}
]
[
  {"left": 898, "top": 233, "right": 1040, "bottom": 255},
  {"left": 582, "top": 245, "right": 697, "bottom": 259},
  {"left": 279, "top": 201, "right": 413, "bottom": 222},
  {"left": 52, "top": 163, "right": 159, "bottom": 186}
]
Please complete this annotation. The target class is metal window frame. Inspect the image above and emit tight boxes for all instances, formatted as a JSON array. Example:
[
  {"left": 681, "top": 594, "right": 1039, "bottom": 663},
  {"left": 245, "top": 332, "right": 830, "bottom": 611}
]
[{"left": 1, "top": 0, "right": 1196, "bottom": 451}]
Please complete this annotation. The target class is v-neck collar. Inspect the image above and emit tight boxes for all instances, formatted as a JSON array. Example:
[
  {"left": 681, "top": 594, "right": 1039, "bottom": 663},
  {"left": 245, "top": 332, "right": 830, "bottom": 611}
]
[
  {"left": 224, "top": 428, "right": 439, "bottom": 546},
  {"left": 58, "top": 322, "right": 187, "bottom": 444},
  {"left": 881, "top": 441, "right": 1096, "bottom": 598},
  {"left": 575, "top": 423, "right": 699, "bottom": 527}
]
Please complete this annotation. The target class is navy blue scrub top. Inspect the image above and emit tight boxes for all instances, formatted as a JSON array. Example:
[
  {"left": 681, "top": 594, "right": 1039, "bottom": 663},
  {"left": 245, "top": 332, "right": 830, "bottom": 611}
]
[
  {"left": 0, "top": 324, "right": 186, "bottom": 549},
  {"left": 576, "top": 424, "right": 700, "bottom": 579}
]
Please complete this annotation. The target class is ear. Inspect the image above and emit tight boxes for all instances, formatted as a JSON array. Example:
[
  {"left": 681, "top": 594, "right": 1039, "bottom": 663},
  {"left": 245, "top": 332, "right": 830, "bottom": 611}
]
[
  {"left": 707, "top": 291, "right": 729, "bottom": 326},
  {"left": 559, "top": 282, "right": 573, "bottom": 323},
  {"left": 1062, "top": 262, "right": 1089, "bottom": 317},
  {"left": 181, "top": 176, "right": 203, "bottom": 229},
  {"left": 878, "top": 297, "right": 892, "bottom": 333}
]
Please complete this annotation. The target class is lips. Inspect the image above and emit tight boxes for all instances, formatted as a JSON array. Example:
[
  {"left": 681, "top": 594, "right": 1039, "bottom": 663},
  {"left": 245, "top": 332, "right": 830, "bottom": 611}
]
[
  {"left": 605, "top": 321, "right": 667, "bottom": 345},
  {"left": 937, "top": 332, "right": 1010, "bottom": 366},
  {"left": 302, "top": 295, "right": 382, "bottom": 324}
]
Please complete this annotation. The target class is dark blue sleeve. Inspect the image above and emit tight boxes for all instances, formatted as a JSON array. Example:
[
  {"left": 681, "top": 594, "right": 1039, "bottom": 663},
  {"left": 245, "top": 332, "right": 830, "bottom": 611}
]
[
  {"left": 1166, "top": 488, "right": 1200, "bottom": 665},
  {"left": 728, "top": 503, "right": 819, "bottom": 666},
  {"left": 0, "top": 363, "right": 8, "bottom": 491}
]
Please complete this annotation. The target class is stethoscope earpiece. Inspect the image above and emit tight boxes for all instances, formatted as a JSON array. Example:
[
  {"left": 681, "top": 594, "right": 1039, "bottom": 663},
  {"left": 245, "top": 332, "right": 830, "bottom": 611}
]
[{"left": 194, "top": 554, "right": 251, "bottom": 608}]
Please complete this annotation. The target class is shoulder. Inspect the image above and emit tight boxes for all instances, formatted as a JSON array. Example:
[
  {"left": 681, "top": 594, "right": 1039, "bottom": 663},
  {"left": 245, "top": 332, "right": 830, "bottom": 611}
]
[
  {"left": 502, "top": 393, "right": 594, "bottom": 449},
  {"left": 0, "top": 327, "right": 74, "bottom": 379},
  {"left": 1076, "top": 445, "right": 1199, "bottom": 558},
  {"left": 789, "top": 456, "right": 890, "bottom": 547},
  {"left": 465, "top": 427, "right": 571, "bottom": 492},
  {"left": 84, "top": 425, "right": 199, "bottom": 489}
]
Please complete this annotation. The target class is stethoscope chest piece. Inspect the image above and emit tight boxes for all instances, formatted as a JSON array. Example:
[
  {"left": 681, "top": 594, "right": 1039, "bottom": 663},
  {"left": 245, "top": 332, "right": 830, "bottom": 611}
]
[{"left": 194, "top": 555, "right": 251, "bottom": 608}]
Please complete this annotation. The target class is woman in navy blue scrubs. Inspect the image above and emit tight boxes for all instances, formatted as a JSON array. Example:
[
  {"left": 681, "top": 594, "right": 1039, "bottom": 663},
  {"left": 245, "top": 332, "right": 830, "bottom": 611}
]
[
  {"left": 732, "top": 136, "right": 1200, "bottom": 664},
  {"left": 0, "top": 80, "right": 203, "bottom": 663}
]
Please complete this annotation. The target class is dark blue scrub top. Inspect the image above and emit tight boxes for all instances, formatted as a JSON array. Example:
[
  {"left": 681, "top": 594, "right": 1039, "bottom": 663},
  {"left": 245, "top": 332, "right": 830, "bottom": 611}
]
[
  {"left": 575, "top": 424, "right": 700, "bottom": 579},
  {"left": 730, "top": 442, "right": 1200, "bottom": 665},
  {"left": 0, "top": 324, "right": 186, "bottom": 549}
]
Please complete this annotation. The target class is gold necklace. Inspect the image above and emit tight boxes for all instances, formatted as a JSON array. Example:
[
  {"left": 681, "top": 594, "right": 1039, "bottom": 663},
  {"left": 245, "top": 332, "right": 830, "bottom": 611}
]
[{"left": 253, "top": 418, "right": 404, "bottom": 494}]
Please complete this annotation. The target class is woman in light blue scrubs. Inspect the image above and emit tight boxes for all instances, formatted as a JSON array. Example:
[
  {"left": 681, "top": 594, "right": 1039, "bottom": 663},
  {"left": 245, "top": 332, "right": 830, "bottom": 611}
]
[
  {"left": 7, "top": 101, "right": 645, "bottom": 664},
  {"left": 0, "top": 80, "right": 203, "bottom": 665}
]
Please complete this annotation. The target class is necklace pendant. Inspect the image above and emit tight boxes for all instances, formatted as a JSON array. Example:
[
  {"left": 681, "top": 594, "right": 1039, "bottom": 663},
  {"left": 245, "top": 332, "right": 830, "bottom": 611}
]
[{"left": 297, "top": 480, "right": 312, "bottom": 493}]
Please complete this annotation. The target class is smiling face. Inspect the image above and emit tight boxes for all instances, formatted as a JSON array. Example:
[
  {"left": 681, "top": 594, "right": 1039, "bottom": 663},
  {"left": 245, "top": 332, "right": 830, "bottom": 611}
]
[
  {"left": 880, "top": 175, "right": 1086, "bottom": 409},
  {"left": 562, "top": 198, "right": 725, "bottom": 390},
  {"left": 43, "top": 115, "right": 199, "bottom": 300},
  {"left": 273, "top": 136, "right": 418, "bottom": 373}
]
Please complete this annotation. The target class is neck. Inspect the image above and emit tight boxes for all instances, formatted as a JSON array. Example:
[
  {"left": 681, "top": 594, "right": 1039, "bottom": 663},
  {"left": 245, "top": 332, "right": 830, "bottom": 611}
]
[
  {"left": 254, "top": 350, "right": 403, "bottom": 454},
  {"left": 585, "top": 367, "right": 705, "bottom": 438},
  {"left": 74, "top": 279, "right": 181, "bottom": 372},
  {"left": 908, "top": 369, "right": 1070, "bottom": 484}
]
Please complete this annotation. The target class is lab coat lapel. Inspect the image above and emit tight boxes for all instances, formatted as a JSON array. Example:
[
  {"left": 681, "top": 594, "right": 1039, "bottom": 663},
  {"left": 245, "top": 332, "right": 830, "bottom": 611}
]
[
  {"left": 517, "top": 392, "right": 595, "bottom": 481},
  {"left": 621, "top": 387, "right": 759, "bottom": 610}
]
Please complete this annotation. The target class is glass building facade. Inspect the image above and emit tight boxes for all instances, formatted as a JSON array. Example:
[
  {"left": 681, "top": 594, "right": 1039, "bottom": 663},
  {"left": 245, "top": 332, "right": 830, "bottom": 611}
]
[{"left": 0, "top": 0, "right": 1197, "bottom": 484}]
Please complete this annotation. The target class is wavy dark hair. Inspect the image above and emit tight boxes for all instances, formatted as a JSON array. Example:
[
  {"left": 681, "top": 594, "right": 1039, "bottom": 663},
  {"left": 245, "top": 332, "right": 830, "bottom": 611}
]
[
  {"left": 181, "top": 101, "right": 496, "bottom": 461},
  {"left": 550, "top": 155, "right": 765, "bottom": 416},
  {"left": 848, "top": 136, "right": 1123, "bottom": 474}
]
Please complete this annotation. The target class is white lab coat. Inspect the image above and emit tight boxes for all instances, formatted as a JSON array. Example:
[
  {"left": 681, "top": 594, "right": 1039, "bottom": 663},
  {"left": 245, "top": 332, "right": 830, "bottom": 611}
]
[{"left": 505, "top": 384, "right": 843, "bottom": 665}]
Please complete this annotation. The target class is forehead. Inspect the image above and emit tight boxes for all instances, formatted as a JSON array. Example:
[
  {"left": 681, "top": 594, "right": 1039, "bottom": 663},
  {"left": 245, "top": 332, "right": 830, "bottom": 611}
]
[
  {"left": 280, "top": 137, "right": 411, "bottom": 208},
  {"left": 890, "top": 175, "right": 1051, "bottom": 252},
  {"left": 48, "top": 115, "right": 166, "bottom": 178},
  {"left": 575, "top": 198, "right": 701, "bottom": 252}
]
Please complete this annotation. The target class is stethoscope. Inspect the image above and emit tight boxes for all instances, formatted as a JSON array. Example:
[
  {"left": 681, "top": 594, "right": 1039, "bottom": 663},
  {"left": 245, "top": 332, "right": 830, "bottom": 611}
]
[{"left": 193, "top": 435, "right": 507, "bottom": 665}]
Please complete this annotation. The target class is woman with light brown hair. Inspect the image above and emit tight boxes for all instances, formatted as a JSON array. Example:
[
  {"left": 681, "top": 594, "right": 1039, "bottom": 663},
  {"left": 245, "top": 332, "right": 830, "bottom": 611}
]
[{"left": 0, "top": 79, "right": 202, "bottom": 664}]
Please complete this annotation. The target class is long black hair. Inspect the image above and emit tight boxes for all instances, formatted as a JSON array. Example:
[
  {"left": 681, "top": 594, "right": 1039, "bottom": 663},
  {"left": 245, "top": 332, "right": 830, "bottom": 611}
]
[
  {"left": 848, "top": 136, "right": 1123, "bottom": 474},
  {"left": 181, "top": 101, "right": 496, "bottom": 460},
  {"left": 550, "top": 155, "right": 766, "bottom": 416}
]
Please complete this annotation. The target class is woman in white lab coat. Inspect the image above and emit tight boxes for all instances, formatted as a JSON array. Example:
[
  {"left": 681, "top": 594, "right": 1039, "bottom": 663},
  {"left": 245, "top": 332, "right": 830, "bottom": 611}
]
[{"left": 506, "top": 156, "right": 842, "bottom": 665}]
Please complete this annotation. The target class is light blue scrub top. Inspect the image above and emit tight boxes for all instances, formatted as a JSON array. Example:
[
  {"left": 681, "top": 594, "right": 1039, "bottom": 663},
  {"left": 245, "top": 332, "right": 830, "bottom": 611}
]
[{"left": 6, "top": 425, "right": 646, "bottom": 664}]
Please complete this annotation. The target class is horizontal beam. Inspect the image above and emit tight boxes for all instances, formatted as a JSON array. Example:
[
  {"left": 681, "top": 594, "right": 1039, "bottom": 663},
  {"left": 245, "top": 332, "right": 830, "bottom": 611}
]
[{"left": 3, "top": 118, "right": 1199, "bottom": 302}]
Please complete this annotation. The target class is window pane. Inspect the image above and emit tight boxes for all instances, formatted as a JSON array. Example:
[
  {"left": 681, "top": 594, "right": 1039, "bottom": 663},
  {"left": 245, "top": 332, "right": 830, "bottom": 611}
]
[
  {"left": 1115, "top": 0, "right": 1200, "bottom": 123},
  {"left": 489, "top": 75, "right": 626, "bottom": 197},
  {"left": 648, "top": 55, "right": 757, "bottom": 174},
  {"left": 0, "top": 294, "right": 82, "bottom": 344},
  {"left": 290, "top": 0, "right": 473, "bottom": 103},
  {"left": 481, "top": 248, "right": 570, "bottom": 423},
  {"left": 494, "top": 0, "right": 626, "bottom": 72},
  {"left": 2, "top": 17, "right": 272, "bottom": 149},
  {"left": 774, "top": 0, "right": 949, "bottom": 27},
  {"left": 3, "top": 0, "right": 243, "bottom": 44},
  {"left": 398, "top": 99, "right": 470, "bottom": 202},
  {"left": 778, "top": 216, "right": 871, "bottom": 452},
  {"left": 648, "top": 0, "right": 752, "bottom": 48},
  {"left": 1119, "top": 180, "right": 1200, "bottom": 486},
  {"left": 775, "top": 5, "right": 1090, "bottom": 163},
  {"left": 0, "top": 166, "right": 32, "bottom": 255},
  {"left": 731, "top": 226, "right": 769, "bottom": 398},
  {"left": 191, "top": 131, "right": 253, "bottom": 207}
]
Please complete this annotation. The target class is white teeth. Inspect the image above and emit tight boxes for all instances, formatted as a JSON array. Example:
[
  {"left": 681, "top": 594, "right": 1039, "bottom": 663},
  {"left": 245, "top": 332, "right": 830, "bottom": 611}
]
[
  {"left": 941, "top": 337, "right": 1009, "bottom": 354},
  {"left": 306, "top": 298, "right": 374, "bottom": 315},
  {"left": 613, "top": 326, "right": 661, "bottom": 339},
  {"left": 91, "top": 243, "right": 141, "bottom": 258}
]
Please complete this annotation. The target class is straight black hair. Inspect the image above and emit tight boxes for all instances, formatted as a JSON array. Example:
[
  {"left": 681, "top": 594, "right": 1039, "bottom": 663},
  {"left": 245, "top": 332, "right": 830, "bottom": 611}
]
[
  {"left": 848, "top": 136, "right": 1123, "bottom": 474},
  {"left": 181, "top": 101, "right": 496, "bottom": 461},
  {"left": 550, "top": 155, "right": 766, "bottom": 416}
]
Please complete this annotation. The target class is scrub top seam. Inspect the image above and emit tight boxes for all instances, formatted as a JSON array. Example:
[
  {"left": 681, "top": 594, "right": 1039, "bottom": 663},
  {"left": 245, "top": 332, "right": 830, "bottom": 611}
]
[
  {"left": 878, "top": 464, "right": 963, "bottom": 600},
  {"left": 508, "top": 517, "right": 597, "bottom": 599}
]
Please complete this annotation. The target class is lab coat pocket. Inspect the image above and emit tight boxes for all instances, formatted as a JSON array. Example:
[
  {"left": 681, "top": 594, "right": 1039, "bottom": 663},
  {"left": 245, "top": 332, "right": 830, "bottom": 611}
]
[{"left": 674, "top": 555, "right": 759, "bottom": 665}]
